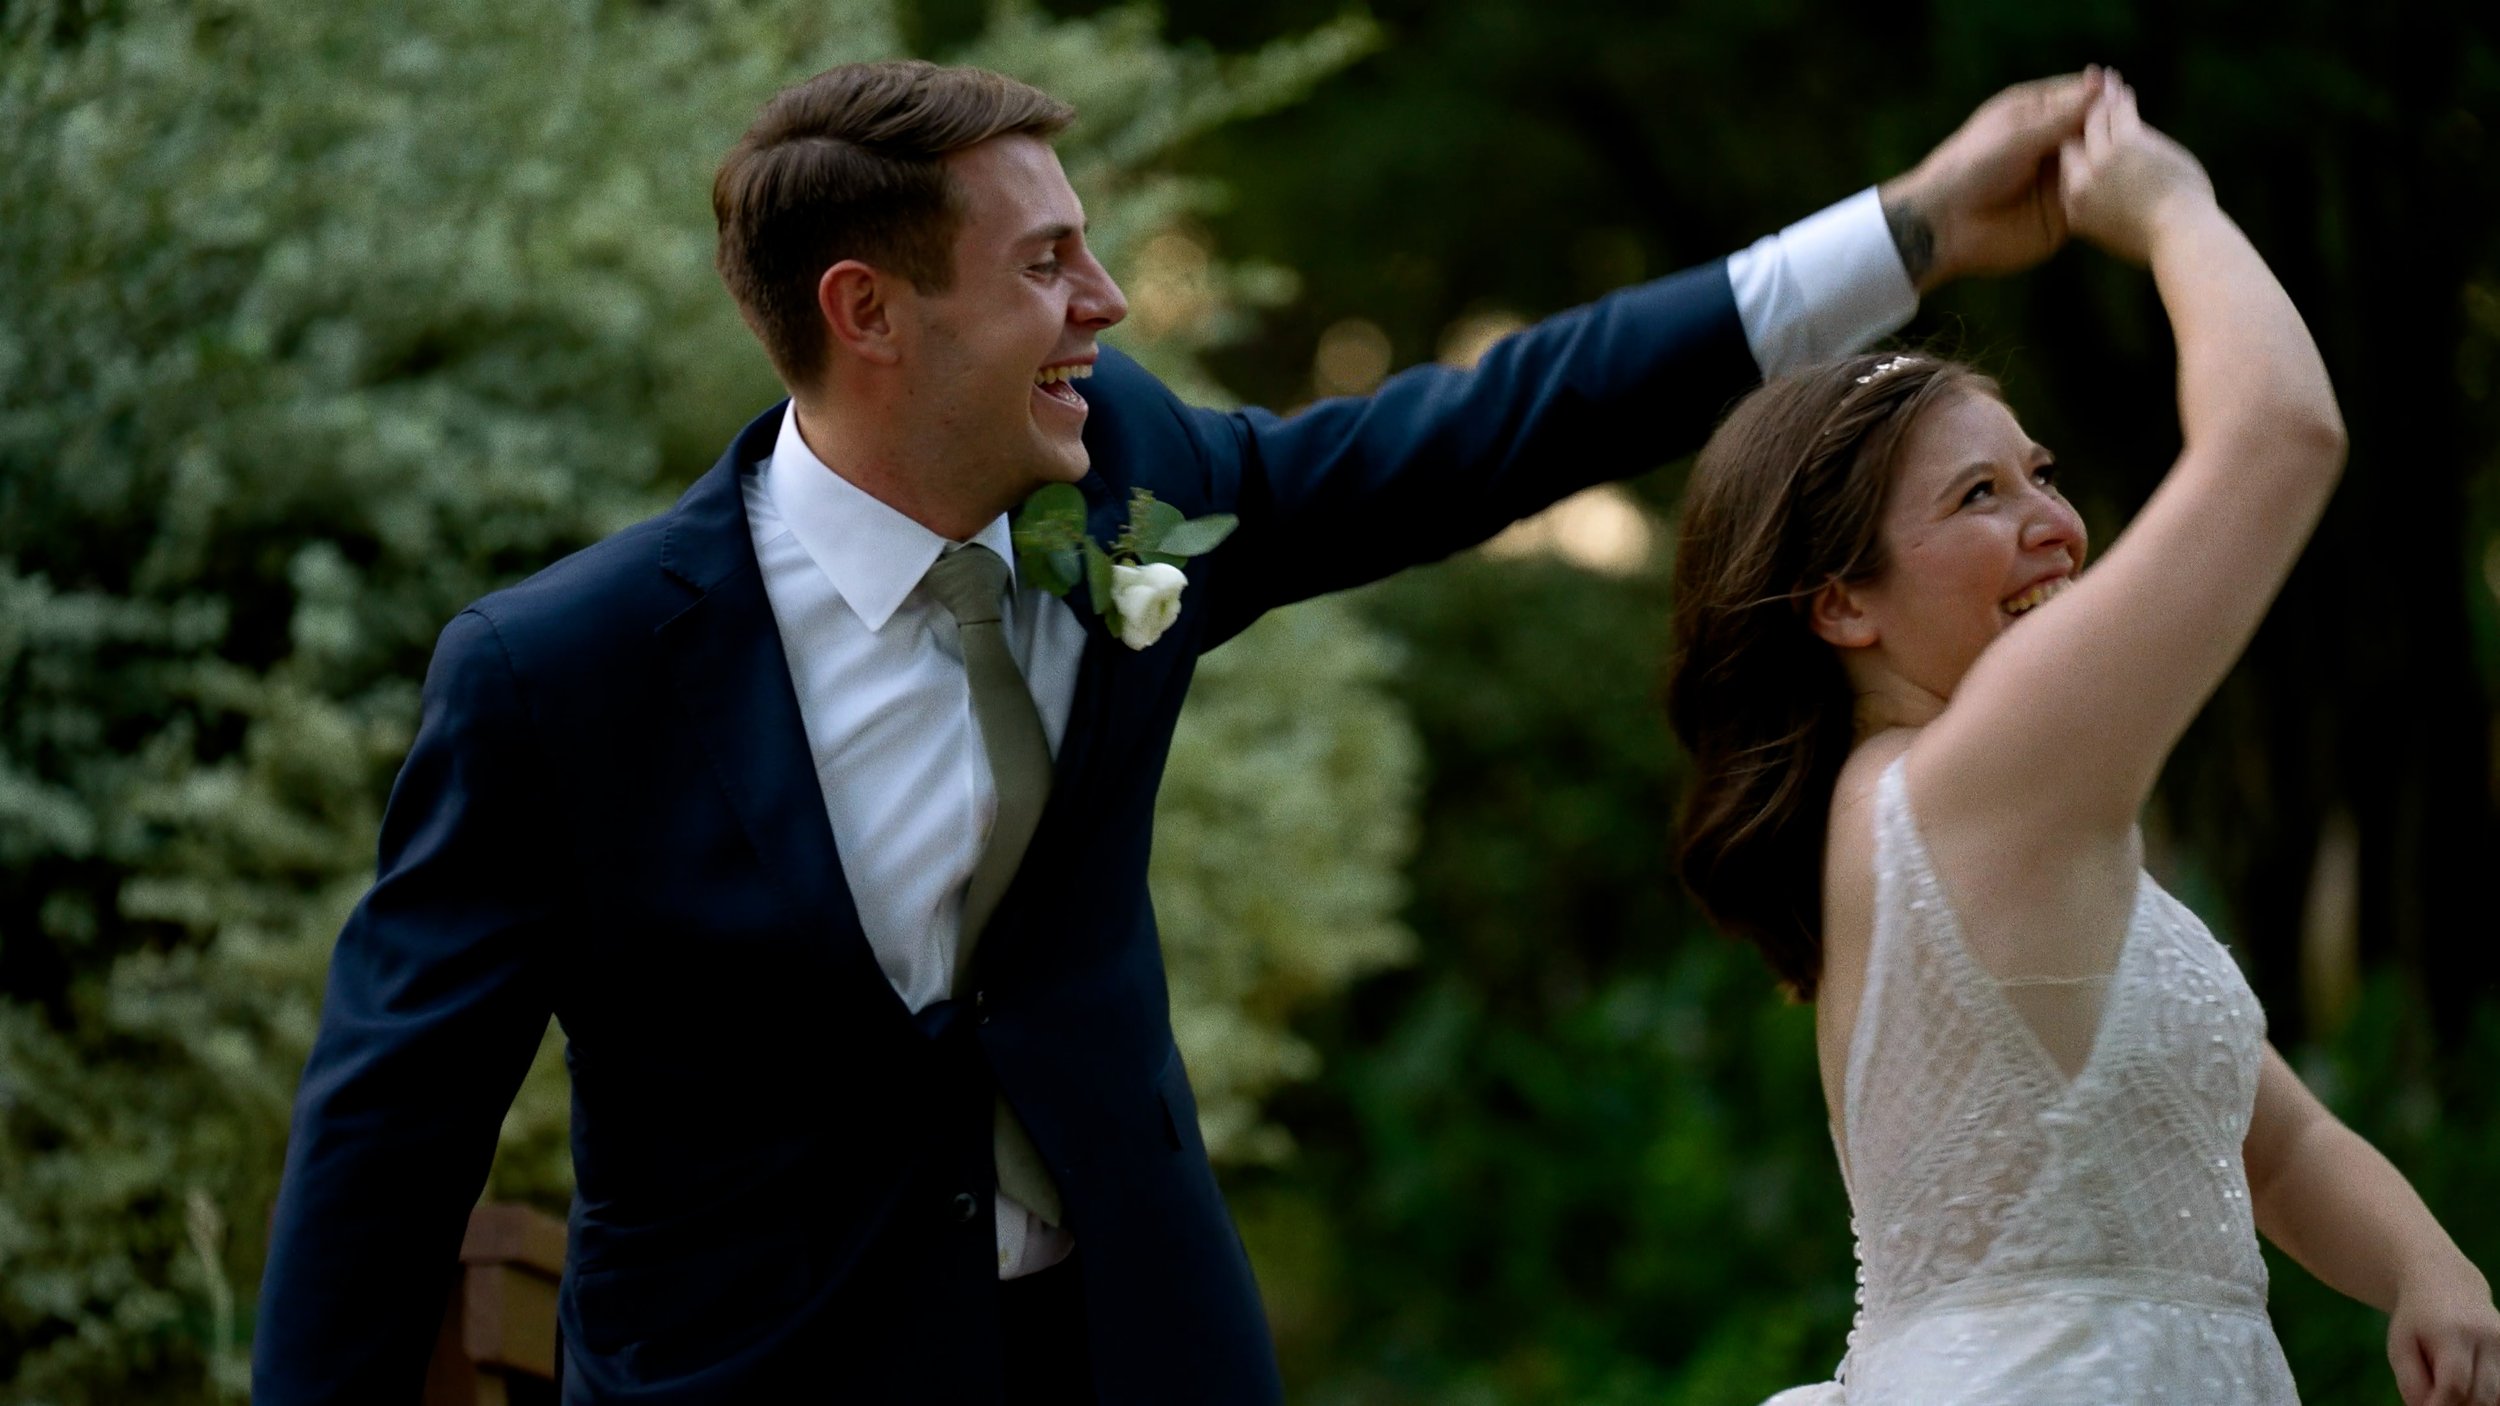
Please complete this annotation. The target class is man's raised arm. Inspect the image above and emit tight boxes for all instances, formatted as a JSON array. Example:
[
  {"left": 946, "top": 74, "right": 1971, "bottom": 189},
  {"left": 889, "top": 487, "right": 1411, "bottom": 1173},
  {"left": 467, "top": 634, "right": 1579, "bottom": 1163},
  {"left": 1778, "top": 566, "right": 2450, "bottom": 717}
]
[{"left": 1180, "top": 70, "right": 2105, "bottom": 640}]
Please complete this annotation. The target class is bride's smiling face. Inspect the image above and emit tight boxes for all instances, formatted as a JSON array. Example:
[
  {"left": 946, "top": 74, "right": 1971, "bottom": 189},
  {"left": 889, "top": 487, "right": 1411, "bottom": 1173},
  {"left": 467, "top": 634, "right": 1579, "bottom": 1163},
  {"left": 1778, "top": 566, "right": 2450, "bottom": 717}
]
[{"left": 1816, "top": 389, "right": 2089, "bottom": 710}]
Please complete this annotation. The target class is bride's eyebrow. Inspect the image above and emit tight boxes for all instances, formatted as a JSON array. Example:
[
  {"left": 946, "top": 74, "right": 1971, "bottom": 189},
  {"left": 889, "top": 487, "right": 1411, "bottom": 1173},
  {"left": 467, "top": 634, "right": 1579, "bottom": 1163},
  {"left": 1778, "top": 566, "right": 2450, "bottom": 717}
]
[{"left": 1935, "top": 463, "right": 1995, "bottom": 506}]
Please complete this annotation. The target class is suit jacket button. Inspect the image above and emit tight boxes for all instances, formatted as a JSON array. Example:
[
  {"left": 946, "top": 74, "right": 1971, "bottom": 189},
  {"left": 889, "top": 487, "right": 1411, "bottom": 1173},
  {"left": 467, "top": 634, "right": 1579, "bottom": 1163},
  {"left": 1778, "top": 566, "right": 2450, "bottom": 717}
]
[
  {"left": 952, "top": 1192, "right": 980, "bottom": 1224},
  {"left": 974, "top": 990, "right": 990, "bottom": 1025}
]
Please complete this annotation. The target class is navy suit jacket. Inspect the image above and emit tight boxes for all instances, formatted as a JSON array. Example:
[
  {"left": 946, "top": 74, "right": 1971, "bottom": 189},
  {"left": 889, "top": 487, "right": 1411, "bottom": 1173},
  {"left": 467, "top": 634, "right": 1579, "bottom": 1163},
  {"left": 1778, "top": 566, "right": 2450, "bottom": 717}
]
[{"left": 252, "top": 261, "right": 1759, "bottom": 1404}]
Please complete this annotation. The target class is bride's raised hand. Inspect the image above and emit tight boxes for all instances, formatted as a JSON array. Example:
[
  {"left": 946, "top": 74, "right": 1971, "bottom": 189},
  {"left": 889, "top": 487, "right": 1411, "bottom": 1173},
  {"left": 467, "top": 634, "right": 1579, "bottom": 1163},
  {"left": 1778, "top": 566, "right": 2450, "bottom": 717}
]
[{"left": 2056, "top": 79, "right": 2215, "bottom": 266}]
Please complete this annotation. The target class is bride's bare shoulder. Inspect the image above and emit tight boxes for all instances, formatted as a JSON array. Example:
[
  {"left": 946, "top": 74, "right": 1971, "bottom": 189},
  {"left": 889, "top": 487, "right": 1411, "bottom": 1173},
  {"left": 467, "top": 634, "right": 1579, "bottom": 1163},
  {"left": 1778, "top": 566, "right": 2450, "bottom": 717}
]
[{"left": 1826, "top": 731, "right": 1919, "bottom": 886}]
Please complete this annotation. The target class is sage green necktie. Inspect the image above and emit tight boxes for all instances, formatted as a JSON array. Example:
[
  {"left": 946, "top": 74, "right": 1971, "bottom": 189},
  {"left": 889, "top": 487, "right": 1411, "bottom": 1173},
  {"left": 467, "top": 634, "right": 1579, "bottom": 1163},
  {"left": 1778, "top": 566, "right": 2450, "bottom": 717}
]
[{"left": 921, "top": 543, "right": 1064, "bottom": 1227}]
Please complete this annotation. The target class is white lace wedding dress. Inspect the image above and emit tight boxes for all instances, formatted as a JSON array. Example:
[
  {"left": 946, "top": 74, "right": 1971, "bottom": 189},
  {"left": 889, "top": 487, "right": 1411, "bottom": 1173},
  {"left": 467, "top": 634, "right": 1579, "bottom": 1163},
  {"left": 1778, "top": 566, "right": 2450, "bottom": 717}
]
[{"left": 1764, "top": 758, "right": 2299, "bottom": 1404}]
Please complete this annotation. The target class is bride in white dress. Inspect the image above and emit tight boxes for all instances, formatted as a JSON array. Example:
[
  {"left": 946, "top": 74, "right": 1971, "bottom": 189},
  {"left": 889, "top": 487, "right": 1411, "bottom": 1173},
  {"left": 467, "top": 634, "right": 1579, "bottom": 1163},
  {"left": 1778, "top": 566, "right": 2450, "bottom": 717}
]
[{"left": 1666, "top": 79, "right": 2500, "bottom": 1405}]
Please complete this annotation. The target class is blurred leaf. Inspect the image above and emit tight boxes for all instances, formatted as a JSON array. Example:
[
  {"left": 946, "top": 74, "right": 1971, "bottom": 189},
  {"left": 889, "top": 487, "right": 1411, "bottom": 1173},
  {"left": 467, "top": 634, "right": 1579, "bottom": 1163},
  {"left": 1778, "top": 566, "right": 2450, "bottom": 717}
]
[
  {"left": 1084, "top": 538, "right": 1116, "bottom": 613},
  {"left": 1160, "top": 512, "right": 1239, "bottom": 556}
]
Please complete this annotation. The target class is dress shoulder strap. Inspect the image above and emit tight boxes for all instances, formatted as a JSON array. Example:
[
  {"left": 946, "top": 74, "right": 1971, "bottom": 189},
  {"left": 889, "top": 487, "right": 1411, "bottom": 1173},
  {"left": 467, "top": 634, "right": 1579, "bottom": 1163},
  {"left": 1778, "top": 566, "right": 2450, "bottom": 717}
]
[{"left": 1843, "top": 756, "right": 1925, "bottom": 1131}]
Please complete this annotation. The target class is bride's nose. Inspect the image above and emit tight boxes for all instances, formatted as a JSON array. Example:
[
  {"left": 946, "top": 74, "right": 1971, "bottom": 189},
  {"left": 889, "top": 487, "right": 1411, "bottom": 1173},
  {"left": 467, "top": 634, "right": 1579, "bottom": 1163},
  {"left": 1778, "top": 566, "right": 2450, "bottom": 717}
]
[{"left": 2021, "top": 492, "right": 2087, "bottom": 560}]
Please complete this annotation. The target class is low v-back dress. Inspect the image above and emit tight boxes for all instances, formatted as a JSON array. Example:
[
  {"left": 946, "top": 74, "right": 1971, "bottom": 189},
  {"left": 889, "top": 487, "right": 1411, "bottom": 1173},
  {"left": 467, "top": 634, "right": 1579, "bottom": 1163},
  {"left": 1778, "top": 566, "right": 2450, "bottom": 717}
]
[{"left": 1763, "top": 757, "right": 2299, "bottom": 1404}]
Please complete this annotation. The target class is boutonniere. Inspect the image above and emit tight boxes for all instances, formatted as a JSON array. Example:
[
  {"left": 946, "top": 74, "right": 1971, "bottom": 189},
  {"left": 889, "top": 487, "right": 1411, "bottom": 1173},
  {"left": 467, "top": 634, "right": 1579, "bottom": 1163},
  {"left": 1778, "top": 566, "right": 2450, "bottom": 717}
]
[{"left": 1011, "top": 484, "right": 1236, "bottom": 650}]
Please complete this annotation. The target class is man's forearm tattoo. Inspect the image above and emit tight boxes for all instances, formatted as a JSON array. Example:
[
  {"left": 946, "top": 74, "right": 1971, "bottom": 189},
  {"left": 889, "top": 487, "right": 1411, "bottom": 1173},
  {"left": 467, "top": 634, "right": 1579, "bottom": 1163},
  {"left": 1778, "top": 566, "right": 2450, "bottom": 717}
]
[{"left": 1884, "top": 197, "right": 1936, "bottom": 287}]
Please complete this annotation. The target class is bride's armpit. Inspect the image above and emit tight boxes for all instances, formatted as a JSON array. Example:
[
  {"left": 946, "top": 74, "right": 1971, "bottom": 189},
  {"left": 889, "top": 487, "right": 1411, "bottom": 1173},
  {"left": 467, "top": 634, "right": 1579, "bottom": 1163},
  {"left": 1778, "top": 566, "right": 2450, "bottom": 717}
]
[{"left": 1997, "top": 973, "right": 2117, "bottom": 1080}]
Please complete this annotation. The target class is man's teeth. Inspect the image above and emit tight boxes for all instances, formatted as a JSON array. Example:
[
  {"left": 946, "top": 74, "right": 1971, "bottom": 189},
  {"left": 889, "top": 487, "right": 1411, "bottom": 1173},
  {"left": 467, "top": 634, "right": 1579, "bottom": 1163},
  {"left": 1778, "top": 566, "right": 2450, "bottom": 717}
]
[
  {"left": 2004, "top": 578, "right": 2072, "bottom": 615},
  {"left": 1035, "top": 364, "right": 1093, "bottom": 386}
]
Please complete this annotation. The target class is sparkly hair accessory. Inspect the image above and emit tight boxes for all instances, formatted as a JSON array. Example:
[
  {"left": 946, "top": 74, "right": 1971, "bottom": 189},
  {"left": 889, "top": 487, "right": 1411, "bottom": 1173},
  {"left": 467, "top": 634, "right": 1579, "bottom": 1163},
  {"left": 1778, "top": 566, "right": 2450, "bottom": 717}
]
[{"left": 1854, "top": 354, "right": 1918, "bottom": 385}]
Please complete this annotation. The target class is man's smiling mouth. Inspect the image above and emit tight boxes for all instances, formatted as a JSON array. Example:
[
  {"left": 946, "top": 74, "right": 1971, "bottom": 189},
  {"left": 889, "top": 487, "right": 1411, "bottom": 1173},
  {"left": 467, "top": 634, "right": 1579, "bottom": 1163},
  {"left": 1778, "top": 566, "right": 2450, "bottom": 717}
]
[{"left": 1034, "top": 362, "right": 1092, "bottom": 409}]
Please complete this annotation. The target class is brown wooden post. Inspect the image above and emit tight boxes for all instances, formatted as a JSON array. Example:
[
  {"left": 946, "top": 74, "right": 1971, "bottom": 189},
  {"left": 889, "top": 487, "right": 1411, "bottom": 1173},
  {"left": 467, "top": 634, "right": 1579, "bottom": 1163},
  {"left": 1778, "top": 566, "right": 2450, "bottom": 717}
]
[{"left": 423, "top": 1203, "right": 566, "bottom": 1406}]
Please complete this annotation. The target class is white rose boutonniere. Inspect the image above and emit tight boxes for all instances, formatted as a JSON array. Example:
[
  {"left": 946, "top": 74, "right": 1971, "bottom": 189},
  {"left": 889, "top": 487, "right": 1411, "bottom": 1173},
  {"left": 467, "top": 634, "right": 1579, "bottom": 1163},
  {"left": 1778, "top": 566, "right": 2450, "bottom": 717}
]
[
  {"left": 1109, "top": 562, "right": 1188, "bottom": 649},
  {"left": 1011, "top": 484, "right": 1236, "bottom": 651}
]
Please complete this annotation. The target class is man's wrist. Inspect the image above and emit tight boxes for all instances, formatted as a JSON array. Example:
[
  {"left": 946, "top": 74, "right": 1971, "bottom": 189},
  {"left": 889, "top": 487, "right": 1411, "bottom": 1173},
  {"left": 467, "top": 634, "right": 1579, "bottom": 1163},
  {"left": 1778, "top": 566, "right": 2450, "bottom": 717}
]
[{"left": 1877, "top": 172, "right": 1943, "bottom": 294}]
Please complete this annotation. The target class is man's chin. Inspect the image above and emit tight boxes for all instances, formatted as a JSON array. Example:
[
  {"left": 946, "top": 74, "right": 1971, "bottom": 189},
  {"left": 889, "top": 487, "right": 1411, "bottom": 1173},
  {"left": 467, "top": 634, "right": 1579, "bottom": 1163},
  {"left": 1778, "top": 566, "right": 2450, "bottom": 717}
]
[{"left": 1031, "top": 437, "right": 1092, "bottom": 486}]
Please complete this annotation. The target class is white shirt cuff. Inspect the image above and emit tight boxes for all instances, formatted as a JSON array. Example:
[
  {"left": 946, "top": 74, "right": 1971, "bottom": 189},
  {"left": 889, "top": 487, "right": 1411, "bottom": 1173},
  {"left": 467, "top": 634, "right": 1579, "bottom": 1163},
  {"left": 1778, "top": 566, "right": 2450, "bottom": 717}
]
[{"left": 1725, "top": 186, "right": 1919, "bottom": 378}]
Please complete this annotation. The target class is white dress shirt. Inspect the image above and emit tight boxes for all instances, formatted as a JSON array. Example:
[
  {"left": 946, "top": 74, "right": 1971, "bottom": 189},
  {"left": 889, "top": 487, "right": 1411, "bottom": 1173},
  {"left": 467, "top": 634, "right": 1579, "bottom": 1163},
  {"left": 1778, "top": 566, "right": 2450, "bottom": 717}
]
[
  {"left": 744, "top": 407, "right": 1087, "bottom": 1279},
  {"left": 740, "top": 187, "right": 1913, "bottom": 1282}
]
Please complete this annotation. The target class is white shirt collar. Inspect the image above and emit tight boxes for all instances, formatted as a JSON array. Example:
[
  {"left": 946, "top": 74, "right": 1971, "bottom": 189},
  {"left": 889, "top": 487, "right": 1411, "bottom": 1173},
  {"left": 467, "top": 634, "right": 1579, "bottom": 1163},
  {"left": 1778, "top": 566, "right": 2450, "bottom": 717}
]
[{"left": 765, "top": 404, "right": 1020, "bottom": 633}]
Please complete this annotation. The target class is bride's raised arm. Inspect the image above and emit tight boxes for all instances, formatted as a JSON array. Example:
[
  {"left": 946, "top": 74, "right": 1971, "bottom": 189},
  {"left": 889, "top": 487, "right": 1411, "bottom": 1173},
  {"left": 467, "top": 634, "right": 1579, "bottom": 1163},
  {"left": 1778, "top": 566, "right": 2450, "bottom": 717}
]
[{"left": 1905, "top": 88, "right": 2344, "bottom": 839}]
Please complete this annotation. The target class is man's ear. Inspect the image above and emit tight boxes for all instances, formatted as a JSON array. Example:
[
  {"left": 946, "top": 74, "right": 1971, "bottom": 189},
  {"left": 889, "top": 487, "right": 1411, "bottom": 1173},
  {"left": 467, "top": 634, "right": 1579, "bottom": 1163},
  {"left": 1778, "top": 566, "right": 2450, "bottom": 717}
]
[
  {"left": 819, "top": 259, "right": 904, "bottom": 366},
  {"left": 1808, "top": 578, "right": 1879, "bottom": 649}
]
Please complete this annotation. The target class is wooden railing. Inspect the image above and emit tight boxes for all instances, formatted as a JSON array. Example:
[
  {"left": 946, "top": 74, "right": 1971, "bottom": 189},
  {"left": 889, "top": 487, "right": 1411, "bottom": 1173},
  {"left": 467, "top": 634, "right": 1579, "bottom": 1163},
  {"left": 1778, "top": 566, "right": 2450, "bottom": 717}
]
[{"left": 422, "top": 1204, "right": 565, "bottom": 1406}]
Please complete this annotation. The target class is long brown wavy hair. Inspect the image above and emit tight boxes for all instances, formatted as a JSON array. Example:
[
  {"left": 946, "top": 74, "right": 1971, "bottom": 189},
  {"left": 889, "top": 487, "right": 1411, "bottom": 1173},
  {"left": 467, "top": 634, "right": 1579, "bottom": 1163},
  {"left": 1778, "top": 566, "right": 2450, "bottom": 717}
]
[{"left": 1667, "top": 351, "right": 1996, "bottom": 999}]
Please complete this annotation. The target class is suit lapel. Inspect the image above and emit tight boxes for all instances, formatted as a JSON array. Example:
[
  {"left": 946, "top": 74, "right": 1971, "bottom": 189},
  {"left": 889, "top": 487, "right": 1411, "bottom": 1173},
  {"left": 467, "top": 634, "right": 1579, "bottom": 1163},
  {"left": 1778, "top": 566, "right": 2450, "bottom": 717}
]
[
  {"left": 1035, "top": 474, "right": 1126, "bottom": 806},
  {"left": 654, "top": 407, "right": 908, "bottom": 1023}
]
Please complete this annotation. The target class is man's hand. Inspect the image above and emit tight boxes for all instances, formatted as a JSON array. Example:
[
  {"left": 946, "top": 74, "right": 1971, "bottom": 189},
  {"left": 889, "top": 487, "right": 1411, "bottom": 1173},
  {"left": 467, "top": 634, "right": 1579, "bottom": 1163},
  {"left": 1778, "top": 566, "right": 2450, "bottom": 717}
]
[{"left": 1879, "top": 68, "right": 2106, "bottom": 293}]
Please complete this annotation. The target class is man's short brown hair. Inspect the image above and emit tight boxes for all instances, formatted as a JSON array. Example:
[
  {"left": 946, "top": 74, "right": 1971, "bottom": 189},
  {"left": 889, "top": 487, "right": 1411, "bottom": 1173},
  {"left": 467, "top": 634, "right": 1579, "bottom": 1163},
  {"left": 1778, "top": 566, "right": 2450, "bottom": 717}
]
[{"left": 712, "top": 60, "right": 1075, "bottom": 386}]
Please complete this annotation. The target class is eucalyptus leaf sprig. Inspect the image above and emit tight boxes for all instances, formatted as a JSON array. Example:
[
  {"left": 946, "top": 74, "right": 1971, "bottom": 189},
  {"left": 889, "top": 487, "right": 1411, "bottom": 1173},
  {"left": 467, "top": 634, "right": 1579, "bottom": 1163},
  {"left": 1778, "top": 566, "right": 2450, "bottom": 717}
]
[{"left": 1012, "top": 485, "right": 1237, "bottom": 648}]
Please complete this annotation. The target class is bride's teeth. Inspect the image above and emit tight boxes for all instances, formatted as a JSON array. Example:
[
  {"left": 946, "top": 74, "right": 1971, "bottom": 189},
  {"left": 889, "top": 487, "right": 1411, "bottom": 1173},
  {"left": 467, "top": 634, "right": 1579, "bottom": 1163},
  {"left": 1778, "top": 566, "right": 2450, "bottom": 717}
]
[
  {"left": 2004, "top": 579, "right": 2070, "bottom": 615},
  {"left": 1034, "top": 364, "right": 1094, "bottom": 386}
]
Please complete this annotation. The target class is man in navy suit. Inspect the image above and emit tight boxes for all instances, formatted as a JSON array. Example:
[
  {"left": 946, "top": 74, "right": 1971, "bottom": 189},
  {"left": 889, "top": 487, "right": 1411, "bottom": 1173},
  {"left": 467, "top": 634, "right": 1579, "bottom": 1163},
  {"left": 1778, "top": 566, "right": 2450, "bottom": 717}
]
[{"left": 254, "top": 58, "right": 2106, "bottom": 1405}]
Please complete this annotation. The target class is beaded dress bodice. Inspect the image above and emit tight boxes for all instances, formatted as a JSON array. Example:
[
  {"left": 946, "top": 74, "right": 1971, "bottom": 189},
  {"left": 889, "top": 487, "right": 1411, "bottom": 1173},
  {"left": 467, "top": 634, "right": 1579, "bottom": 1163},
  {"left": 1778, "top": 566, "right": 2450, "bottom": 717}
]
[{"left": 1764, "top": 758, "right": 2298, "bottom": 1404}]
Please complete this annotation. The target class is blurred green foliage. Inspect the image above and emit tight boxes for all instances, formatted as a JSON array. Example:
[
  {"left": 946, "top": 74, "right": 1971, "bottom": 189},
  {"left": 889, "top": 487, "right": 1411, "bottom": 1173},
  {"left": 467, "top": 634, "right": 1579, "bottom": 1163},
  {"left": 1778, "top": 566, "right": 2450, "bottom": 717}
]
[
  {"left": 1239, "top": 557, "right": 1862, "bottom": 1403},
  {"left": 1155, "top": 596, "right": 1422, "bottom": 1168}
]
